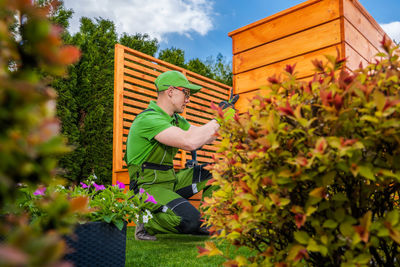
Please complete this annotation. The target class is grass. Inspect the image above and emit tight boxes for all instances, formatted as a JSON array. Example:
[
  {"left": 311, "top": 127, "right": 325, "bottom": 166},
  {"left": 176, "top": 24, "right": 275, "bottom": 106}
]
[{"left": 125, "top": 227, "right": 253, "bottom": 267}]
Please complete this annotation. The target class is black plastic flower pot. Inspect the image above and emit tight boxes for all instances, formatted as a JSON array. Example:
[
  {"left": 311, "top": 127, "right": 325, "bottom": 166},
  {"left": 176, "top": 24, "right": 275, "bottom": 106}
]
[{"left": 64, "top": 221, "right": 127, "bottom": 267}]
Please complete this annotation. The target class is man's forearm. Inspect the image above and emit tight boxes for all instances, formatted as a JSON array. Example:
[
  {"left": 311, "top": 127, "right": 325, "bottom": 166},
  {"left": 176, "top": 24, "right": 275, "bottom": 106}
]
[
  {"left": 154, "top": 119, "right": 219, "bottom": 151},
  {"left": 186, "top": 119, "right": 219, "bottom": 150}
]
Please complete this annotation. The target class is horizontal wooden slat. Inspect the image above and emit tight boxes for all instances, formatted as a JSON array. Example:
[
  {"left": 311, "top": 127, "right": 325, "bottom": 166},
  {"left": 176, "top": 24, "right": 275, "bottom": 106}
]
[
  {"left": 123, "top": 105, "right": 143, "bottom": 115},
  {"left": 229, "top": 0, "right": 321, "bottom": 37},
  {"left": 124, "top": 75, "right": 157, "bottom": 91},
  {"left": 125, "top": 52, "right": 173, "bottom": 73},
  {"left": 124, "top": 60, "right": 161, "bottom": 79},
  {"left": 236, "top": 76, "right": 316, "bottom": 113},
  {"left": 185, "top": 111, "right": 213, "bottom": 121},
  {"left": 124, "top": 67, "right": 157, "bottom": 84},
  {"left": 233, "top": 19, "right": 341, "bottom": 74},
  {"left": 186, "top": 75, "right": 231, "bottom": 96},
  {"left": 231, "top": 0, "right": 340, "bottom": 54},
  {"left": 235, "top": 89, "right": 272, "bottom": 113},
  {"left": 344, "top": 19, "right": 379, "bottom": 64},
  {"left": 123, "top": 93, "right": 155, "bottom": 107},
  {"left": 344, "top": 43, "right": 370, "bottom": 71},
  {"left": 123, "top": 97, "right": 148, "bottom": 110},
  {"left": 234, "top": 45, "right": 341, "bottom": 94},
  {"left": 124, "top": 83, "right": 157, "bottom": 98},
  {"left": 343, "top": 0, "right": 386, "bottom": 53}
]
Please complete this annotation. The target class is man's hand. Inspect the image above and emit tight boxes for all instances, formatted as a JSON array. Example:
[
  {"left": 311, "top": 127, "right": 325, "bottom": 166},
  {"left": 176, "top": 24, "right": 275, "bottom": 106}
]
[
  {"left": 218, "top": 88, "right": 239, "bottom": 110},
  {"left": 185, "top": 150, "right": 198, "bottom": 168}
]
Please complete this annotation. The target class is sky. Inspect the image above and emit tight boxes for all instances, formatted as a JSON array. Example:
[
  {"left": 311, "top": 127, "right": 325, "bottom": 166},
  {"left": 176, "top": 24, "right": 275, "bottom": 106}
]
[{"left": 63, "top": 0, "right": 400, "bottom": 63}]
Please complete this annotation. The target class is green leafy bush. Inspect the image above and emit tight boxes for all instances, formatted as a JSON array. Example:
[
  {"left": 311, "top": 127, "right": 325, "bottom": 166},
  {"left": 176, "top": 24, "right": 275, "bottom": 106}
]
[{"left": 202, "top": 40, "right": 400, "bottom": 266}]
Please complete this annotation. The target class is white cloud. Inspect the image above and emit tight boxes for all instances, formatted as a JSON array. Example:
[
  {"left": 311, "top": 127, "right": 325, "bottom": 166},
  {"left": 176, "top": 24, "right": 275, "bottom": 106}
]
[
  {"left": 63, "top": 0, "right": 214, "bottom": 42},
  {"left": 380, "top": 21, "right": 400, "bottom": 43}
]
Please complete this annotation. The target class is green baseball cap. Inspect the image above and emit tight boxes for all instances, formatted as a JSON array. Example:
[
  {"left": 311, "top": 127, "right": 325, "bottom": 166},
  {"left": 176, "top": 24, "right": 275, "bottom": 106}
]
[{"left": 154, "top": 70, "right": 202, "bottom": 94}]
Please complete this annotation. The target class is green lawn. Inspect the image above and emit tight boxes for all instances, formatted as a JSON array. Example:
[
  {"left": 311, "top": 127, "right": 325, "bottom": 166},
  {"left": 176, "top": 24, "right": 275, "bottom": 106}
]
[{"left": 125, "top": 227, "right": 252, "bottom": 267}]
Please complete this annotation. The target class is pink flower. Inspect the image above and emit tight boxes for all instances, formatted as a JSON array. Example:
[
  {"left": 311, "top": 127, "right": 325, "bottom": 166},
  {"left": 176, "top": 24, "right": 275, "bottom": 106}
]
[
  {"left": 93, "top": 182, "right": 106, "bottom": 191},
  {"left": 33, "top": 187, "right": 46, "bottom": 196},
  {"left": 80, "top": 182, "right": 90, "bottom": 189},
  {"left": 145, "top": 193, "right": 157, "bottom": 204},
  {"left": 139, "top": 188, "right": 145, "bottom": 194},
  {"left": 115, "top": 181, "right": 125, "bottom": 189}
]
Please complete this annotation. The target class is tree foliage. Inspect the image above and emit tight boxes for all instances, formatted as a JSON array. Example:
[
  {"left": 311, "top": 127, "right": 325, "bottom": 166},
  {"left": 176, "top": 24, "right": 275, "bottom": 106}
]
[
  {"left": 158, "top": 47, "right": 186, "bottom": 68},
  {"left": 119, "top": 32, "right": 159, "bottom": 57},
  {"left": 202, "top": 40, "right": 400, "bottom": 266},
  {"left": 53, "top": 16, "right": 163, "bottom": 184}
]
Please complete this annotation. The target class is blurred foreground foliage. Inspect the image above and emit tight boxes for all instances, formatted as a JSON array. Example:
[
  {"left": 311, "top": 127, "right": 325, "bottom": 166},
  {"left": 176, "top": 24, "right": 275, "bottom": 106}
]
[{"left": 0, "top": 0, "right": 83, "bottom": 266}]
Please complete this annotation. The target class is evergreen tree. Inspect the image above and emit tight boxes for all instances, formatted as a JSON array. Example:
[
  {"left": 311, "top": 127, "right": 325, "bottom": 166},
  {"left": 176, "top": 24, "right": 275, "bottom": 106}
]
[
  {"left": 120, "top": 33, "right": 158, "bottom": 57},
  {"left": 54, "top": 17, "right": 160, "bottom": 184},
  {"left": 158, "top": 47, "right": 186, "bottom": 68},
  {"left": 53, "top": 69, "right": 82, "bottom": 181},
  {"left": 65, "top": 18, "right": 117, "bottom": 183},
  {"left": 34, "top": 0, "right": 73, "bottom": 29},
  {"left": 206, "top": 53, "right": 232, "bottom": 86},
  {"left": 186, "top": 58, "right": 214, "bottom": 79}
]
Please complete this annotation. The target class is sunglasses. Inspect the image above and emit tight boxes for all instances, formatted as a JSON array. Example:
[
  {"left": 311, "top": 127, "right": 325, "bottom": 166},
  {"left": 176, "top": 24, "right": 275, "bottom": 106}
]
[{"left": 171, "top": 87, "right": 190, "bottom": 99}]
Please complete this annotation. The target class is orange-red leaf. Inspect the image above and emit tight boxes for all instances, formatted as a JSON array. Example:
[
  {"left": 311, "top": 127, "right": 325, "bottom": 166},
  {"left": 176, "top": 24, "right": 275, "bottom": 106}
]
[
  {"left": 58, "top": 45, "right": 81, "bottom": 65},
  {"left": 295, "top": 213, "right": 306, "bottom": 229}
]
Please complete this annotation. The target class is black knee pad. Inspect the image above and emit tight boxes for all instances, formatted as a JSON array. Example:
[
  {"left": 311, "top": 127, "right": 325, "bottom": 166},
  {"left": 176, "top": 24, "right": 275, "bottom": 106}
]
[
  {"left": 192, "top": 164, "right": 212, "bottom": 184},
  {"left": 166, "top": 198, "right": 201, "bottom": 234},
  {"left": 175, "top": 185, "right": 194, "bottom": 199}
]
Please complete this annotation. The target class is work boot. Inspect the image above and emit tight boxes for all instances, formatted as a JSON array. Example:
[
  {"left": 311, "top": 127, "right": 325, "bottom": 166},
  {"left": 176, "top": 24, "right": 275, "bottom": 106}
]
[{"left": 135, "top": 223, "right": 157, "bottom": 241}]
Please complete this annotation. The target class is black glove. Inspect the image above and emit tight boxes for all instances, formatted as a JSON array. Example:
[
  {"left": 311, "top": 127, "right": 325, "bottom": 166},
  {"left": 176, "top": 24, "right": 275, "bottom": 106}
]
[
  {"left": 218, "top": 88, "right": 239, "bottom": 110},
  {"left": 185, "top": 150, "right": 198, "bottom": 168}
]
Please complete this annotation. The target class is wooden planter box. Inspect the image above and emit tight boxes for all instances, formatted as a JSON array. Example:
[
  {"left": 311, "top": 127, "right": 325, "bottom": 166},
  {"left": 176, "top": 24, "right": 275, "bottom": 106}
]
[
  {"left": 229, "top": 0, "right": 390, "bottom": 112},
  {"left": 64, "top": 222, "right": 127, "bottom": 267}
]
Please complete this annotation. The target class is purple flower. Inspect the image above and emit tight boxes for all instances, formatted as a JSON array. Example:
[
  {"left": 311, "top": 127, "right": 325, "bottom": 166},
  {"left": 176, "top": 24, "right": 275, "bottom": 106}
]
[
  {"left": 115, "top": 181, "right": 125, "bottom": 189},
  {"left": 139, "top": 188, "right": 145, "bottom": 194},
  {"left": 80, "top": 182, "right": 90, "bottom": 189},
  {"left": 145, "top": 193, "right": 157, "bottom": 204},
  {"left": 93, "top": 182, "right": 106, "bottom": 191},
  {"left": 33, "top": 187, "right": 46, "bottom": 196}
]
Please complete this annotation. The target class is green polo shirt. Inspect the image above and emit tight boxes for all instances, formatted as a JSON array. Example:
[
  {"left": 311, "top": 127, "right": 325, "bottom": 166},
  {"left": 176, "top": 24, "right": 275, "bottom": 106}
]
[{"left": 126, "top": 101, "right": 191, "bottom": 165}]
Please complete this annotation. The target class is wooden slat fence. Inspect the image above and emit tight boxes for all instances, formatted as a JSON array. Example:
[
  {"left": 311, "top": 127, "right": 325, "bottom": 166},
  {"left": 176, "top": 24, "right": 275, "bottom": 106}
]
[{"left": 113, "top": 44, "right": 230, "bottom": 207}]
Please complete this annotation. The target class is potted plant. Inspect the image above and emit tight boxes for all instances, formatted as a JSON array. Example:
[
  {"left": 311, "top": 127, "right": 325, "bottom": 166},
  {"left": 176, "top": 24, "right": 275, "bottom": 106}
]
[{"left": 17, "top": 175, "right": 157, "bottom": 267}]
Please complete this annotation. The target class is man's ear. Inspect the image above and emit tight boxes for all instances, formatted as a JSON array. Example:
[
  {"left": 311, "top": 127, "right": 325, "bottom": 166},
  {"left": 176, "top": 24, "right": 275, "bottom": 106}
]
[{"left": 167, "top": 86, "right": 174, "bottom": 97}]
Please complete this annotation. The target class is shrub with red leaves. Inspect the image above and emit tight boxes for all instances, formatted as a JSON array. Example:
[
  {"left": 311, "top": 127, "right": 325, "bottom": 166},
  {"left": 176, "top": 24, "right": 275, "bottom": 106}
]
[{"left": 201, "top": 40, "right": 400, "bottom": 266}]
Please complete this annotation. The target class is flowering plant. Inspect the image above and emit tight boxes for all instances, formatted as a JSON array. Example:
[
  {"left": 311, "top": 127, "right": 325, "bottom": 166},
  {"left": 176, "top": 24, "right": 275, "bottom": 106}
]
[{"left": 18, "top": 175, "right": 157, "bottom": 231}]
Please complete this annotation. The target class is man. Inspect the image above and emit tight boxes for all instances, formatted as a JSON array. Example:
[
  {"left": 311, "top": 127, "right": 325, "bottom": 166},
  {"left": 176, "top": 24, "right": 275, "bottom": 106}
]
[{"left": 125, "top": 70, "right": 235, "bottom": 241}]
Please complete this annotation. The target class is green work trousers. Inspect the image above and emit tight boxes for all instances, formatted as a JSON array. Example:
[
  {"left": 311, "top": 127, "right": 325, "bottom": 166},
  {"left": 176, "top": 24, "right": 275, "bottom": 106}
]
[{"left": 130, "top": 164, "right": 214, "bottom": 235}]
